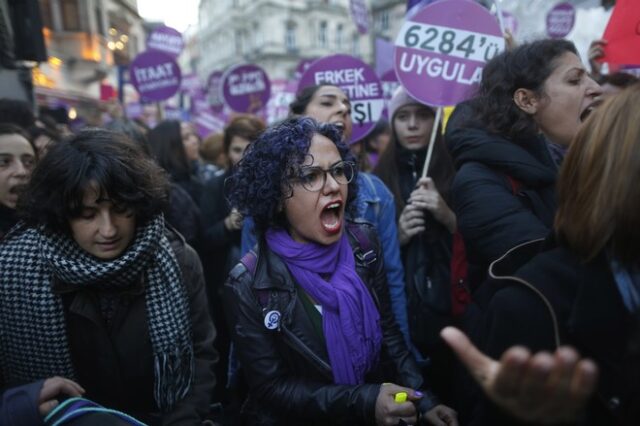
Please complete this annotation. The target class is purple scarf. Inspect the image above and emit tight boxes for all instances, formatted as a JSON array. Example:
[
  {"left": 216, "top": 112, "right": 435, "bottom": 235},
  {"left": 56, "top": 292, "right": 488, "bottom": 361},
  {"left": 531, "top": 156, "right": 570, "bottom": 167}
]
[{"left": 265, "top": 228, "right": 383, "bottom": 385}]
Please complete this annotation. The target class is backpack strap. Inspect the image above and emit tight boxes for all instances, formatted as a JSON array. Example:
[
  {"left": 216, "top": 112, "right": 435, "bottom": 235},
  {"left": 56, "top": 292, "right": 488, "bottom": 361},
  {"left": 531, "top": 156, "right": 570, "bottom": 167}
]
[
  {"left": 239, "top": 249, "right": 270, "bottom": 308},
  {"left": 347, "top": 223, "right": 377, "bottom": 266}
]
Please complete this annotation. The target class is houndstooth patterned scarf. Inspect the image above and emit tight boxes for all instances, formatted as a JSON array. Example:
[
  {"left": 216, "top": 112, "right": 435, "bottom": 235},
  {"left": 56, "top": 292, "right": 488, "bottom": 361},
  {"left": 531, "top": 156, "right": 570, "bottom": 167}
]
[{"left": 0, "top": 215, "right": 193, "bottom": 411}]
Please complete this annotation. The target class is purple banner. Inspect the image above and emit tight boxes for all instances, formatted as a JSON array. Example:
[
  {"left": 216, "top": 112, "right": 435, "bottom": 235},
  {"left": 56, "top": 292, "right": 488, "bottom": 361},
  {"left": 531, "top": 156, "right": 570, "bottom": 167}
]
[
  {"left": 221, "top": 64, "right": 271, "bottom": 113},
  {"left": 207, "top": 70, "right": 225, "bottom": 113},
  {"left": 546, "top": 2, "right": 576, "bottom": 39},
  {"left": 180, "top": 73, "right": 202, "bottom": 96},
  {"left": 375, "top": 38, "right": 395, "bottom": 76},
  {"left": 147, "top": 25, "right": 184, "bottom": 58},
  {"left": 265, "top": 79, "right": 298, "bottom": 124},
  {"left": 349, "top": 0, "right": 369, "bottom": 35},
  {"left": 299, "top": 54, "right": 384, "bottom": 143},
  {"left": 130, "top": 50, "right": 182, "bottom": 102},
  {"left": 394, "top": 0, "right": 504, "bottom": 107}
]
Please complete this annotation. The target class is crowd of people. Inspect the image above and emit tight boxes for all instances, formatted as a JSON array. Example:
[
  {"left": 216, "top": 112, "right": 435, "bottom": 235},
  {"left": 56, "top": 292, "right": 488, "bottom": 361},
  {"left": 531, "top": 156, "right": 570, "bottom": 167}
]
[{"left": 1, "top": 36, "right": 639, "bottom": 426}]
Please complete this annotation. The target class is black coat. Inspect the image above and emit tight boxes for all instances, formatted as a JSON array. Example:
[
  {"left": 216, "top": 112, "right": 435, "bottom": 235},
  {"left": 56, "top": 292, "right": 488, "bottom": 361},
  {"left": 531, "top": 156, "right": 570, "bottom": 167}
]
[
  {"left": 448, "top": 127, "right": 558, "bottom": 287},
  {"left": 0, "top": 204, "right": 17, "bottom": 241},
  {"left": 467, "top": 239, "right": 638, "bottom": 425},
  {"left": 56, "top": 228, "right": 218, "bottom": 425},
  {"left": 223, "top": 222, "right": 438, "bottom": 426}
]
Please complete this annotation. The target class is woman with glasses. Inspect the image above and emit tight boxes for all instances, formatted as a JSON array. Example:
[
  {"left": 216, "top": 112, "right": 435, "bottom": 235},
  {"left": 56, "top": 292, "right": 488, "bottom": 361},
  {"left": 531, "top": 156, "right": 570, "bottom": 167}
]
[{"left": 224, "top": 117, "right": 457, "bottom": 426}]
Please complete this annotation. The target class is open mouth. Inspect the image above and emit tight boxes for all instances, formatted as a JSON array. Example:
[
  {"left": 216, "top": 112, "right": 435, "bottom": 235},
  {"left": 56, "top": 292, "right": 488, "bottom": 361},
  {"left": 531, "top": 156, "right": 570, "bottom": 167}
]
[
  {"left": 580, "top": 100, "right": 602, "bottom": 122},
  {"left": 332, "top": 121, "right": 345, "bottom": 131},
  {"left": 320, "top": 200, "right": 343, "bottom": 234},
  {"left": 8, "top": 184, "right": 26, "bottom": 195}
]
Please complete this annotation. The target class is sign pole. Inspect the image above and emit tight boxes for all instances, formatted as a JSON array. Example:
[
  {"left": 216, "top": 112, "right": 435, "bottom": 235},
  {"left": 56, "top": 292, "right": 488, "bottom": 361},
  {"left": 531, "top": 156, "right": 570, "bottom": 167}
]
[
  {"left": 494, "top": 0, "right": 506, "bottom": 35},
  {"left": 421, "top": 106, "right": 442, "bottom": 178}
]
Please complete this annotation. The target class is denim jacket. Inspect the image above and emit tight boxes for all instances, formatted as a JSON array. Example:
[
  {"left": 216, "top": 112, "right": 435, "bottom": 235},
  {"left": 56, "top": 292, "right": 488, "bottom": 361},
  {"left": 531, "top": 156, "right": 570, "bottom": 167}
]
[{"left": 240, "top": 172, "right": 410, "bottom": 344}]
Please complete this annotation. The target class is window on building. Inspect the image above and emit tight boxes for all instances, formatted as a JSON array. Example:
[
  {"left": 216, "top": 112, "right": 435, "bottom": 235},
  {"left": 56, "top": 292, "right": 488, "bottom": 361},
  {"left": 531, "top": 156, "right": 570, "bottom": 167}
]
[
  {"left": 95, "top": 6, "right": 105, "bottom": 36},
  {"left": 351, "top": 33, "right": 360, "bottom": 57},
  {"left": 318, "top": 21, "right": 327, "bottom": 48},
  {"left": 381, "top": 10, "right": 389, "bottom": 31},
  {"left": 285, "top": 22, "right": 296, "bottom": 52},
  {"left": 40, "top": 0, "right": 53, "bottom": 30},
  {"left": 336, "top": 23, "right": 343, "bottom": 49},
  {"left": 60, "top": 0, "right": 81, "bottom": 31}
]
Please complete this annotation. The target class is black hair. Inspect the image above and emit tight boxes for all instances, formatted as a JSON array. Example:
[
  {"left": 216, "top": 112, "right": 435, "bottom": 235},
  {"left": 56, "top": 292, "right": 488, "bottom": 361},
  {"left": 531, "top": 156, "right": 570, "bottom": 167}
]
[
  {"left": 290, "top": 85, "right": 325, "bottom": 115},
  {"left": 0, "top": 99, "right": 36, "bottom": 130},
  {"left": 19, "top": 128, "right": 169, "bottom": 234},
  {"left": 0, "top": 123, "right": 37, "bottom": 155},
  {"left": 475, "top": 39, "right": 578, "bottom": 141},
  {"left": 147, "top": 120, "right": 190, "bottom": 181},
  {"left": 227, "top": 116, "right": 358, "bottom": 236},
  {"left": 599, "top": 72, "right": 639, "bottom": 89}
]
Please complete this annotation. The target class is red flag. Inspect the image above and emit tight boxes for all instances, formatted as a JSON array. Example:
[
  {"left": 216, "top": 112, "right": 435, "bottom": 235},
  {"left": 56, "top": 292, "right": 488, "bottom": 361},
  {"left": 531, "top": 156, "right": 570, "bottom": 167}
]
[{"left": 601, "top": 0, "right": 640, "bottom": 65}]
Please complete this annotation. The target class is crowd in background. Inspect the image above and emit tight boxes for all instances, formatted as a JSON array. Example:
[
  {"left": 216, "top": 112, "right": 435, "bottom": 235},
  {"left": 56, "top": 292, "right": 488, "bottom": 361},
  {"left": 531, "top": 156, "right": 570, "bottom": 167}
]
[{"left": 1, "top": 36, "right": 639, "bottom": 426}]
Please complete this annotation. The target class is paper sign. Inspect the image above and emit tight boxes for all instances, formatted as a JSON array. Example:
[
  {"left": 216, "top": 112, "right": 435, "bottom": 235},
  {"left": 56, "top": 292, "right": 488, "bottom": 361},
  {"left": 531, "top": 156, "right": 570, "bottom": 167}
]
[
  {"left": 546, "top": 3, "right": 576, "bottom": 39},
  {"left": 350, "top": 0, "right": 370, "bottom": 35},
  {"left": 130, "top": 50, "right": 182, "bottom": 102},
  {"left": 299, "top": 54, "right": 384, "bottom": 143},
  {"left": 394, "top": 0, "right": 504, "bottom": 107},
  {"left": 147, "top": 26, "right": 184, "bottom": 58},
  {"left": 221, "top": 64, "right": 271, "bottom": 113}
]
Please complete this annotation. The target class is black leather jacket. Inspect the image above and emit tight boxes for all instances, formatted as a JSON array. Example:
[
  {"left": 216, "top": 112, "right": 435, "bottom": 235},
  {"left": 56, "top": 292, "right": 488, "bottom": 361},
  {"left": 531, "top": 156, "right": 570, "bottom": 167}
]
[{"left": 224, "top": 221, "right": 438, "bottom": 425}]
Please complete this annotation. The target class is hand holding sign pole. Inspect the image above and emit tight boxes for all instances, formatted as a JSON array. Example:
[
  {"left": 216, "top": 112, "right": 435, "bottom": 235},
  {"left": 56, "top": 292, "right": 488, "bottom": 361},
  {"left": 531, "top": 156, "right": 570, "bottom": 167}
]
[{"left": 394, "top": 0, "right": 504, "bottom": 177}]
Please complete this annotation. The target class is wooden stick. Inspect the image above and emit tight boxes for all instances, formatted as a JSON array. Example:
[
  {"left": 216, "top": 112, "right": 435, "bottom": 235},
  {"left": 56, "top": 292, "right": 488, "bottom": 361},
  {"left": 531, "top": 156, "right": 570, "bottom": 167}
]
[{"left": 421, "top": 106, "right": 443, "bottom": 178}]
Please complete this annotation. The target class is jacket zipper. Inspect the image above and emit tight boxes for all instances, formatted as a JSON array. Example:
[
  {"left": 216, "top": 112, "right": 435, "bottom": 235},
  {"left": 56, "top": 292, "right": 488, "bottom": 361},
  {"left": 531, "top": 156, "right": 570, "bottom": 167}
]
[
  {"left": 488, "top": 238, "right": 561, "bottom": 348},
  {"left": 281, "top": 325, "right": 333, "bottom": 376}
]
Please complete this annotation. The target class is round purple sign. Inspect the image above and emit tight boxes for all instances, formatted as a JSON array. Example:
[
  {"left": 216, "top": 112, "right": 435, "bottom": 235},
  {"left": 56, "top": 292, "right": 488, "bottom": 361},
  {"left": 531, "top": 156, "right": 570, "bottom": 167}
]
[
  {"left": 130, "top": 50, "right": 182, "bottom": 102},
  {"left": 546, "top": 3, "right": 576, "bottom": 39},
  {"left": 299, "top": 54, "right": 384, "bottom": 143},
  {"left": 394, "top": 0, "right": 504, "bottom": 107},
  {"left": 207, "top": 70, "right": 225, "bottom": 112},
  {"left": 147, "top": 25, "right": 184, "bottom": 58},
  {"left": 221, "top": 64, "right": 271, "bottom": 113},
  {"left": 350, "top": 0, "right": 369, "bottom": 35}
]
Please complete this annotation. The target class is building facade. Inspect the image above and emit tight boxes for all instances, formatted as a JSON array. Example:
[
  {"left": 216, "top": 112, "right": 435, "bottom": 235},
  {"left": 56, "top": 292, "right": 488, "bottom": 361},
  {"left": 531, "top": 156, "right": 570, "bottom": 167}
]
[{"left": 197, "top": 0, "right": 375, "bottom": 82}]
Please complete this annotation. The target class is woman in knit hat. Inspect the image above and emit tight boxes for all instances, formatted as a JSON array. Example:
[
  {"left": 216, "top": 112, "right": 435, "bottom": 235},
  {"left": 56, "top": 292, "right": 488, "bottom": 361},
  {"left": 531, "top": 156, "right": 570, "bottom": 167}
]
[{"left": 374, "top": 86, "right": 457, "bottom": 401}]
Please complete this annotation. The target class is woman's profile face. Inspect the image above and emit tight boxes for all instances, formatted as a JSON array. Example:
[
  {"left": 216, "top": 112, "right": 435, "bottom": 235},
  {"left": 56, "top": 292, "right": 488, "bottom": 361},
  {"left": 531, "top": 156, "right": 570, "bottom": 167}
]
[
  {"left": 304, "top": 86, "right": 353, "bottom": 142},
  {"left": 181, "top": 122, "right": 200, "bottom": 162},
  {"left": 284, "top": 133, "right": 349, "bottom": 246},
  {"left": 68, "top": 184, "right": 136, "bottom": 260},
  {"left": 531, "top": 52, "right": 602, "bottom": 146},
  {"left": 393, "top": 104, "right": 434, "bottom": 150}
]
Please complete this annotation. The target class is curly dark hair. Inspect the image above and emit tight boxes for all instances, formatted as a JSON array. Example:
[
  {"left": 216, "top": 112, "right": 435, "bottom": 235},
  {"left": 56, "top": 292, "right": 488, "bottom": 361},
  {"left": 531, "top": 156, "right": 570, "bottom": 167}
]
[
  {"left": 227, "top": 116, "right": 358, "bottom": 236},
  {"left": 19, "top": 128, "right": 170, "bottom": 234},
  {"left": 475, "top": 39, "right": 577, "bottom": 141}
]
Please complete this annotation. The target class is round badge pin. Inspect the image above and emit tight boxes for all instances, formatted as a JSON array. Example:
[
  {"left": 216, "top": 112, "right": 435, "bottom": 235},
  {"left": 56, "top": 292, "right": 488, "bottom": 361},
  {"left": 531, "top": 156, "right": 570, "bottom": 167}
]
[{"left": 264, "top": 310, "right": 281, "bottom": 330}]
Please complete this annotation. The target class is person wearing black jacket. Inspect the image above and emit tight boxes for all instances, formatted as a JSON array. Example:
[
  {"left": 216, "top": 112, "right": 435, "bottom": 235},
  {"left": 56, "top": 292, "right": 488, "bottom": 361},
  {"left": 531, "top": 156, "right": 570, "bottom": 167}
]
[
  {"left": 451, "top": 83, "right": 640, "bottom": 425},
  {"left": 224, "top": 117, "right": 457, "bottom": 425},
  {"left": 447, "top": 39, "right": 602, "bottom": 289}
]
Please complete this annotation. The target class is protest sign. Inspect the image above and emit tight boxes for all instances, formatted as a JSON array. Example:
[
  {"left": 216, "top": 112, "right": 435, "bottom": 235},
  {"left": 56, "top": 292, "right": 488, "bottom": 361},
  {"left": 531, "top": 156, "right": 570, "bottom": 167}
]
[
  {"left": 147, "top": 25, "right": 184, "bottom": 58},
  {"left": 221, "top": 64, "right": 271, "bottom": 113},
  {"left": 546, "top": 3, "right": 576, "bottom": 39},
  {"left": 130, "top": 50, "right": 182, "bottom": 102},
  {"left": 601, "top": 0, "right": 640, "bottom": 65}
]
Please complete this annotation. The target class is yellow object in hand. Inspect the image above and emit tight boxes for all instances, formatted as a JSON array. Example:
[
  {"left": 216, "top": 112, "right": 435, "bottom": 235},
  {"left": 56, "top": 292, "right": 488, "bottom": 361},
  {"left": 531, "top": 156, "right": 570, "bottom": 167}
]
[{"left": 394, "top": 392, "right": 408, "bottom": 403}]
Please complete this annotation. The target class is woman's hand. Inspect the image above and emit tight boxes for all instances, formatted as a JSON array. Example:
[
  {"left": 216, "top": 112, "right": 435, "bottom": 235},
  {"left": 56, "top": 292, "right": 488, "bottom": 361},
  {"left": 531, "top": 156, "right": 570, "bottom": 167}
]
[
  {"left": 38, "top": 376, "right": 85, "bottom": 416},
  {"left": 408, "top": 178, "right": 456, "bottom": 233},
  {"left": 423, "top": 404, "right": 458, "bottom": 426},
  {"left": 440, "top": 327, "right": 598, "bottom": 424},
  {"left": 375, "top": 383, "right": 421, "bottom": 425},
  {"left": 588, "top": 39, "right": 607, "bottom": 79},
  {"left": 398, "top": 204, "right": 426, "bottom": 246}
]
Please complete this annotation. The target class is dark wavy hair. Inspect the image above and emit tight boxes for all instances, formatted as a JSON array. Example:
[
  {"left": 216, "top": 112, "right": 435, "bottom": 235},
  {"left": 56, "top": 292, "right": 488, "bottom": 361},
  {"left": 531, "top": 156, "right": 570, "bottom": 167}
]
[
  {"left": 19, "top": 128, "right": 170, "bottom": 234},
  {"left": 227, "top": 116, "right": 358, "bottom": 235},
  {"left": 147, "top": 120, "right": 190, "bottom": 181},
  {"left": 475, "top": 39, "right": 577, "bottom": 141}
]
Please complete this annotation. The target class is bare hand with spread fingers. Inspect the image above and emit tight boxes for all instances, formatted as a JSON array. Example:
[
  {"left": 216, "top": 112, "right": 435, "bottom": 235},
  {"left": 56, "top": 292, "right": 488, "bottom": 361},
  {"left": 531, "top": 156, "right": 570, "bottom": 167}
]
[{"left": 440, "top": 327, "right": 598, "bottom": 424}]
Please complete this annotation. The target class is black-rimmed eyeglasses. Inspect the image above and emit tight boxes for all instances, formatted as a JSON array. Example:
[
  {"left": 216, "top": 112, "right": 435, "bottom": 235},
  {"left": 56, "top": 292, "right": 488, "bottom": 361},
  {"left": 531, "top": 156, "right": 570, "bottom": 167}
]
[{"left": 295, "top": 161, "right": 355, "bottom": 192}]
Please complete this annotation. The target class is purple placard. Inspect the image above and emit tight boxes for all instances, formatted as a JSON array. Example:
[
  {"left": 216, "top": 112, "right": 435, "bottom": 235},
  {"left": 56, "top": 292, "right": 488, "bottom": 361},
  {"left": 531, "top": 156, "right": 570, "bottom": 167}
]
[
  {"left": 546, "top": 3, "right": 576, "bottom": 39},
  {"left": 221, "top": 64, "right": 271, "bottom": 113},
  {"left": 394, "top": 0, "right": 504, "bottom": 107},
  {"left": 125, "top": 102, "right": 143, "bottom": 119},
  {"left": 350, "top": 0, "right": 369, "bottom": 35},
  {"left": 299, "top": 54, "right": 384, "bottom": 143},
  {"left": 193, "top": 111, "right": 226, "bottom": 138},
  {"left": 180, "top": 73, "right": 202, "bottom": 96},
  {"left": 130, "top": 50, "right": 182, "bottom": 102},
  {"left": 207, "top": 70, "right": 225, "bottom": 112},
  {"left": 294, "top": 58, "right": 318, "bottom": 81},
  {"left": 147, "top": 25, "right": 184, "bottom": 58}
]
